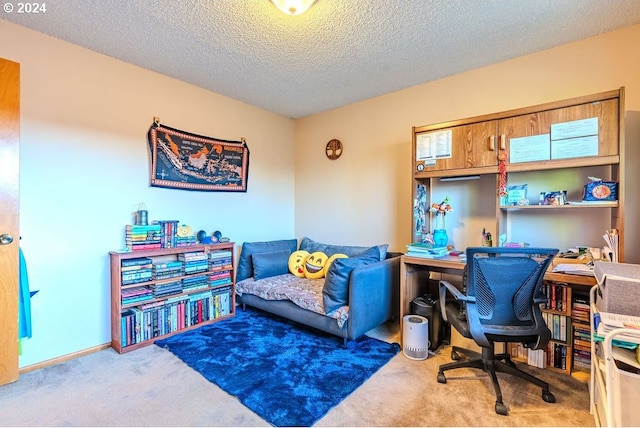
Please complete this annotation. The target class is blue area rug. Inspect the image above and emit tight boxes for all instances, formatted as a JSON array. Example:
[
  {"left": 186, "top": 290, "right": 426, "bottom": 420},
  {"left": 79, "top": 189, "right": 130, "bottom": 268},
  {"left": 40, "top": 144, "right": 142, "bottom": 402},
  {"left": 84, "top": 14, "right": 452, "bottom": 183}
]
[{"left": 155, "top": 307, "right": 400, "bottom": 426}]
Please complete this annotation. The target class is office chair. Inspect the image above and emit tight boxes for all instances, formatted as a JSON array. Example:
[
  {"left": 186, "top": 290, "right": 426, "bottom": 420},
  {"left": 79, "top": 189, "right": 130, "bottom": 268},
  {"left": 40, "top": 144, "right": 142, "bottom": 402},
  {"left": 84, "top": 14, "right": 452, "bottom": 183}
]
[{"left": 437, "top": 247, "right": 559, "bottom": 415}]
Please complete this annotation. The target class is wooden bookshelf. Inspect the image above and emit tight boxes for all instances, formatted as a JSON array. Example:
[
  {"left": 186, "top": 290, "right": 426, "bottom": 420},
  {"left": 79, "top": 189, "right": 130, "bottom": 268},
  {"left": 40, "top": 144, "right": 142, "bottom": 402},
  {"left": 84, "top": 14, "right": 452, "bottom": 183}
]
[{"left": 109, "top": 243, "right": 235, "bottom": 353}]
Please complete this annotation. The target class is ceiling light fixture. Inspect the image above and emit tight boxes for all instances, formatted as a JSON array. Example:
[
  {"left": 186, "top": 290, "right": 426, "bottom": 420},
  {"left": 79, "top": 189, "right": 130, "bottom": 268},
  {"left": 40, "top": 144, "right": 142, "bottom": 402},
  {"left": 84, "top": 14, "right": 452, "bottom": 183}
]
[{"left": 270, "top": 0, "right": 316, "bottom": 16}]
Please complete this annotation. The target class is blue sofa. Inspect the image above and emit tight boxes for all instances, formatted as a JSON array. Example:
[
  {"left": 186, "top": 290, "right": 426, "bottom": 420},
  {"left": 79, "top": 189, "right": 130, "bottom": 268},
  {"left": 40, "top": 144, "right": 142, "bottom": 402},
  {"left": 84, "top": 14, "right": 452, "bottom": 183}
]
[{"left": 235, "top": 238, "right": 400, "bottom": 345}]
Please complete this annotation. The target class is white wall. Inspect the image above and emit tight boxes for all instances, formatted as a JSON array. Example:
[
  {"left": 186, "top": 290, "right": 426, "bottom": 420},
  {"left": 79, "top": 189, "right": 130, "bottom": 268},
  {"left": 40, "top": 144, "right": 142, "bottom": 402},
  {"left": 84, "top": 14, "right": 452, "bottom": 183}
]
[
  {"left": 0, "top": 20, "right": 296, "bottom": 368},
  {"left": 295, "top": 25, "right": 640, "bottom": 260}
]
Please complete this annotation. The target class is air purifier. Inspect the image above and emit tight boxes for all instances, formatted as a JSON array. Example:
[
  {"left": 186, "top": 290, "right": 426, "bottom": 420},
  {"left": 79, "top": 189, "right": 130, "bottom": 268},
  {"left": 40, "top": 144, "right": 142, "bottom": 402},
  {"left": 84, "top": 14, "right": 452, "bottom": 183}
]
[{"left": 402, "top": 315, "right": 429, "bottom": 360}]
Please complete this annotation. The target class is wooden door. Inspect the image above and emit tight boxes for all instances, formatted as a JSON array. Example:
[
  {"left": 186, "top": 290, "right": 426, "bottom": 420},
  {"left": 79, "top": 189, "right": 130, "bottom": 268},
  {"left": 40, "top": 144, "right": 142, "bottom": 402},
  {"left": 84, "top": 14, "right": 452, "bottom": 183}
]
[{"left": 0, "top": 57, "right": 20, "bottom": 385}]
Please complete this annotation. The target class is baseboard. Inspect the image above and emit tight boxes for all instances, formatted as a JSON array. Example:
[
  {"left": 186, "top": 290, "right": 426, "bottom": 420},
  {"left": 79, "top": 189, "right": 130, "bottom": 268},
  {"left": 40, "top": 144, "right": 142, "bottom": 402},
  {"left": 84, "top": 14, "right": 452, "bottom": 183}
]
[{"left": 19, "top": 343, "right": 111, "bottom": 374}]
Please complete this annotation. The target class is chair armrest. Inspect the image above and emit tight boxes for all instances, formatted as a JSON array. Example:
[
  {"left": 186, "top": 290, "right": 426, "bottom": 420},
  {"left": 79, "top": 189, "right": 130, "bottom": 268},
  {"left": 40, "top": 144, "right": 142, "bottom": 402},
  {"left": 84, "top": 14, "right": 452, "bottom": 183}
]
[
  {"left": 438, "top": 280, "right": 474, "bottom": 322},
  {"left": 347, "top": 256, "right": 399, "bottom": 339}
]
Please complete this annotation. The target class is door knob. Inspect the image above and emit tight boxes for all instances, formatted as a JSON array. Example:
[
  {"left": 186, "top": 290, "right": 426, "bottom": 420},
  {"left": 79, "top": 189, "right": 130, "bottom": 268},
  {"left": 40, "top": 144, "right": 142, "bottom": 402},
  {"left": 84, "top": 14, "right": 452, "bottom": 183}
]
[{"left": 0, "top": 234, "right": 14, "bottom": 245}]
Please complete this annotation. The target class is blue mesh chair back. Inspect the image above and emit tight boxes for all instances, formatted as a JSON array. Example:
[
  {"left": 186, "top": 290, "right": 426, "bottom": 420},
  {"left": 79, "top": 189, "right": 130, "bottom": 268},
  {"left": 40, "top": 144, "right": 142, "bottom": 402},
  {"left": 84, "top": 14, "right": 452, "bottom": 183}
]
[
  {"left": 437, "top": 246, "right": 559, "bottom": 415},
  {"left": 466, "top": 247, "right": 555, "bottom": 349}
]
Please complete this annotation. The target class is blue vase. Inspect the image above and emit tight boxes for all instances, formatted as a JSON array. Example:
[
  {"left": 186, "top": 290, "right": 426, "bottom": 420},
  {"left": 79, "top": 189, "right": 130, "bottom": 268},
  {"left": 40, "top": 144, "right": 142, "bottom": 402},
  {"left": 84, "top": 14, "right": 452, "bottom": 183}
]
[{"left": 433, "top": 229, "right": 448, "bottom": 247}]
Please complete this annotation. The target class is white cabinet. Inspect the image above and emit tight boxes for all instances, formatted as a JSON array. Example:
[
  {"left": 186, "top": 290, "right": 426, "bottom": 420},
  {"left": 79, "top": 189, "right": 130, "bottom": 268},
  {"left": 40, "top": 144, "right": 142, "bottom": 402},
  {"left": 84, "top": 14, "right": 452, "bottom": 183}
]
[{"left": 590, "top": 285, "right": 640, "bottom": 427}]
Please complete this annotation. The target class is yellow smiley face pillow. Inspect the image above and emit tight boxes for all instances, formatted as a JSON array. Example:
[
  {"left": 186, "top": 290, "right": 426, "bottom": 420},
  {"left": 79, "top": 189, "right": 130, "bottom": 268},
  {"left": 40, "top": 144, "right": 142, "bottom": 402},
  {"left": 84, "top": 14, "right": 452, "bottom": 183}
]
[
  {"left": 303, "top": 251, "right": 327, "bottom": 279},
  {"left": 288, "top": 250, "right": 310, "bottom": 278},
  {"left": 323, "top": 253, "right": 348, "bottom": 277}
]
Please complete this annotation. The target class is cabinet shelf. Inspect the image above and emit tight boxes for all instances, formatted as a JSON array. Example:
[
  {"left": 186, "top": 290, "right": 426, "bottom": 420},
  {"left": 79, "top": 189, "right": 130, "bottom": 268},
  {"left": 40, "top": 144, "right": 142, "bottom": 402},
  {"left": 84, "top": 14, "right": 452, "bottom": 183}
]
[
  {"left": 500, "top": 202, "right": 618, "bottom": 210},
  {"left": 121, "top": 284, "right": 233, "bottom": 310}
]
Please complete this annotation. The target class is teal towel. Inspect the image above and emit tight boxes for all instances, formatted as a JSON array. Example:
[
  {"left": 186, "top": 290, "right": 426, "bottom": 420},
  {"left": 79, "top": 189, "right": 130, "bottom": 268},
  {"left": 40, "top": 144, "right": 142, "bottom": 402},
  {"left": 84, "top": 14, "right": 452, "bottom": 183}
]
[{"left": 18, "top": 247, "right": 32, "bottom": 339}]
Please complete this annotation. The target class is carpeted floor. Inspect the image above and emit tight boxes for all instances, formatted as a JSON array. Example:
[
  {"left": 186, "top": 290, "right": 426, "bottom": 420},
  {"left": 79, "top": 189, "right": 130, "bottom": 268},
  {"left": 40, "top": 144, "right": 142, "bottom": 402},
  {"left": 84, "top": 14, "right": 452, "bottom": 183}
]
[
  {"left": 0, "top": 316, "right": 595, "bottom": 426},
  {"left": 155, "top": 307, "right": 400, "bottom": 426}
]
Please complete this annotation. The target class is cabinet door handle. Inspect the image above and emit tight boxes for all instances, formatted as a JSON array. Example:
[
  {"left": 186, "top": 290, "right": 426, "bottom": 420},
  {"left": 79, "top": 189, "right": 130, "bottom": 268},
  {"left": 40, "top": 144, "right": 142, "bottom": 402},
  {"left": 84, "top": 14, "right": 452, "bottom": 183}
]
[
  {"left": 500, "top": 134, "right": 506, "bottom": 150},
  {"left": 489, "top": 135, "right": 495, "bottom": 151}
]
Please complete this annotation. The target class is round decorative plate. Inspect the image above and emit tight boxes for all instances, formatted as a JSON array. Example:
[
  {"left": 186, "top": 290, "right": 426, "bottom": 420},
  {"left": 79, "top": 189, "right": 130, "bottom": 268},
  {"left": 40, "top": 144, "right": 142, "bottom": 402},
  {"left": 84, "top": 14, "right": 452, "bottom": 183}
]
[{"left": 326, "top": 139, "right": 343, "bottom": 160}]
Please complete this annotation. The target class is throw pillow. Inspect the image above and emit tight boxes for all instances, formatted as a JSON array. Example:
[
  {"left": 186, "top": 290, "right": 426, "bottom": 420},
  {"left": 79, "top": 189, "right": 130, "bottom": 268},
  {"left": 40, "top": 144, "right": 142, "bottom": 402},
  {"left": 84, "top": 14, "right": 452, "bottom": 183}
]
[
  {"left": 236, "top": 239, "right": 298, "bottom": 282},
  {"left": 300, "top": 237, "right": 388, "bottom": 260},
  {"left": 323, "top": 253, "right": 348, "bottom": 277},
  {"left": 252, "top": 250, "right": 292, "bottom": 280},
  {"left": 322, "top": 246, "right": 380, "bottom": 313},
  {"left": 288, "top": 250, "right": 310, "bottom": 277},
  {"left": 303, "top": 251, "right": 328, "bottom": 279}
]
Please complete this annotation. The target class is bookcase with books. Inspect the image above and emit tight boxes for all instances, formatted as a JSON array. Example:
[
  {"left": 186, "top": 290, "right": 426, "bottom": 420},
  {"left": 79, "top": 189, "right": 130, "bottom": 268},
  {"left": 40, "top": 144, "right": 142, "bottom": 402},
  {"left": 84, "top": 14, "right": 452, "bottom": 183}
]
[
  {"left": 541, "top": 281, "right": 572, "bottom": 374},
  {"left": 507, "top": 281, "right": 573, "bottom": 374},
  {"left": 571, "top": 290, "right": 592, "bottom": 375},
  {"left": 109, "top": 242, "right": 235, "bottom": 354}
]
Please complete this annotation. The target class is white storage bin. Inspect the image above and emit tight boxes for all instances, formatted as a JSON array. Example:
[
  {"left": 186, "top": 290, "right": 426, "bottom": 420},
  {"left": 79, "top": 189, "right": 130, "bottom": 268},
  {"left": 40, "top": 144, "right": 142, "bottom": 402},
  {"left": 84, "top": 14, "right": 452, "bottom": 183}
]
[
  {"left": 594, "top": 262, "right": 640, "bottom": 316},
  {"left": 612, "top": 356, "right": 640, "bottom": 426}
]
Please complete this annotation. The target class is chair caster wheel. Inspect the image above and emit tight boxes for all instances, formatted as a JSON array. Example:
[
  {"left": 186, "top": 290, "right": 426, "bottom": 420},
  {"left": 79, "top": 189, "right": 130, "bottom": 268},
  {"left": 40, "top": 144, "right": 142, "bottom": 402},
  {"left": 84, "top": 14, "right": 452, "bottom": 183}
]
[
  {"left": 437, "top": 372, "right": 447, "bottom": 384},
  {"left": 542, "top": 390, "right": 556, "bottom": 403},
  {"left": 451, "top": 350, "right": 460, "bottom": 360},
  {"left": 495, "top": 402, "right": 508, "bottom": 416}
]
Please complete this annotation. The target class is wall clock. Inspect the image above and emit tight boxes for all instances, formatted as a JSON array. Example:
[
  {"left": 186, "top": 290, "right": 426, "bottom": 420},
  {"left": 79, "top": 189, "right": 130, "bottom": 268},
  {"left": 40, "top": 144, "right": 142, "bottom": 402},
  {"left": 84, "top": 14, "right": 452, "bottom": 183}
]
[{"left": 325, "top": 139, "right": 343, "bottom": 160}]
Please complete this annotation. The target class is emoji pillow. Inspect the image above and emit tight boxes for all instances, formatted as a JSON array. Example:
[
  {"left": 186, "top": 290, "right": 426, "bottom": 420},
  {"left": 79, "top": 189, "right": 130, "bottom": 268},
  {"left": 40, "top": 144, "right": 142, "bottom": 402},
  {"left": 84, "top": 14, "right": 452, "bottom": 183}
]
[
  {"left": 323, "top": 253, "right": 348, "bottom": 277},
  {"left": 288, "top": 250, "right": 310, "bottom": 278},
  {"left": 303, "top": 251, "right": 328, "bottom": 279}
]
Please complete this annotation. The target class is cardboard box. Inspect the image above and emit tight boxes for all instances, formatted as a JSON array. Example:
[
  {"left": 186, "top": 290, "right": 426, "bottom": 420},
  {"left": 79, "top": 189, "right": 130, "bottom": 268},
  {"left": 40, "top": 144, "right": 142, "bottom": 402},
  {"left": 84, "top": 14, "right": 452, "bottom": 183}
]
[{"left": 594, "top": 261, "right": 640, "bottom": 316}]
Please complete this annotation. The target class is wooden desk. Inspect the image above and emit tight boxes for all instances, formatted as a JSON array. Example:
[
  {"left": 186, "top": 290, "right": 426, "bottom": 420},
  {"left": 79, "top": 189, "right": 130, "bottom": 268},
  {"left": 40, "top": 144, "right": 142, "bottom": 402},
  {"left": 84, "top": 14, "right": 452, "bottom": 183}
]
[{"left": 399, "top": 254, "right": 597, "bottom": 340}]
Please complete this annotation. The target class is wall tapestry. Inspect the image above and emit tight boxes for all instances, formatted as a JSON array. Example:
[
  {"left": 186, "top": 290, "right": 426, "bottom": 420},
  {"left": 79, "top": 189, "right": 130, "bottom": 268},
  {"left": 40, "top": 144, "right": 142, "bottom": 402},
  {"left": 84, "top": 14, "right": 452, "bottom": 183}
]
[{"left": 147, "top": 120, "right": 249, "bottom": 192}]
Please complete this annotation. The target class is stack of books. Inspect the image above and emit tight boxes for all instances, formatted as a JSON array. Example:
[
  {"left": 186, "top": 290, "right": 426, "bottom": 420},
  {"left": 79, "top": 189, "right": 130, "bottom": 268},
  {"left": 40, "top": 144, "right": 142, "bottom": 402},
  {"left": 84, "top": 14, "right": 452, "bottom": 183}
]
[
  {"left": 149, "top": 279, "right": 182, "bottom": 298},
  {"left": 209, "top": 250, "right": 233, "bottom": 271},
  {"left": 151, "top": 220, "right": 179, "bottom": 248},
  {"left": 175, "top": 235, "right": 198, "bottom": 247},
  {"left": 571, "top": 292, "right": 592, "bottom": 371},
  {"left": 209, "top": 270, "right": 232, "bottom": 288},
  {"left": 152, "top": 260, "right": 183, "bottom": 280},
  {"left": 121, "top": 257, "right": 153, "bottom": 285},
  {"left": 125, "top": 224, "right": 163, "bottom": 251},
  {"left": 593, "top": 311, "right": 640, "bottom": 349},
  {"left": 179, "top": 251, "right": 209, "bottom": 275},
  {"left": 405, "top": 242, "right": 449, "bottom": 258},
  {"left": 182, "top": 274, "right": 210, "bottom": 292},
  {"left": 121, "top": 285, "right": 154, "bottom": 306}
]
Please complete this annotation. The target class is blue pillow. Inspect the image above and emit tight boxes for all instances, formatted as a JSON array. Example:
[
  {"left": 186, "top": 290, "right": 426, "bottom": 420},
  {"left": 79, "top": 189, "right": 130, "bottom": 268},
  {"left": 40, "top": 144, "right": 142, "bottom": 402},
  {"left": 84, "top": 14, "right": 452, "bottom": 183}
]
[
  {"left": 322, "top": 246, "right": 380, "bottom": 313},
  {"left": 252, "top": 250, "right": 291, "bottom": 280},
  {"left": 237, "top": 239, "right": 298, "bottom": 281},
  {"left": 300, "top": 237, "right": 387, "bottom": 260}
]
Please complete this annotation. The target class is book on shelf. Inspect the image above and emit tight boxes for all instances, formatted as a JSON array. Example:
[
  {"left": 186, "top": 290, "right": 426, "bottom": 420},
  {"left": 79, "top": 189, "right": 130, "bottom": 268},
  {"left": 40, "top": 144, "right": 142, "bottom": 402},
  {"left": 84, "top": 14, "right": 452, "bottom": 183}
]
[
  {"left": 405, "top": 243, "right": 450, "bottom": 258},
  {"left": 182, "top": 274, "right": 209, "bottom": 284},
  {"left": 130, "top": 243, "right": 163, "bottom": 251},
  {"left": 154, "top": 270, "right": 183, "bottom": 280},
  {"left": 122, "top": 269, "right": 153, "bottom": 279},
  {"left": 593, "top": 311, "right": 640, "bottom": 349},
  {"left": 121, "top": 285, "right": 153, "bottom": 297},
  {"left": 548, "top": 343, "right": 567, "bottom": 370},
  {"left": 179, "top": 251, "right": 208, "bottom": 260},
  {"left": 209, "top": 251, "right": 232, "bottom": 260},
  {"left": 551, "top": 263, "right": 594, "bottom": 276},
  {"left": 121, "top": 263, "right": 154, "bottom": 272},
  {"left": 121, "top": 257, "right": 154, "bottom": 267},
  {"left": 153, "top": 261, "right": 184, "bottom": 270}
]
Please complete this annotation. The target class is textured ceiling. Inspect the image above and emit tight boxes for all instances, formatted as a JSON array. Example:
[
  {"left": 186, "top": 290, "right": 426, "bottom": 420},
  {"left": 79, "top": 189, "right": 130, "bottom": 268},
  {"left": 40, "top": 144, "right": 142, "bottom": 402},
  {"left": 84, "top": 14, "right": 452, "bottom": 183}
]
[{"left": 3, "top": 0, "right": 640, "bottom": 118}]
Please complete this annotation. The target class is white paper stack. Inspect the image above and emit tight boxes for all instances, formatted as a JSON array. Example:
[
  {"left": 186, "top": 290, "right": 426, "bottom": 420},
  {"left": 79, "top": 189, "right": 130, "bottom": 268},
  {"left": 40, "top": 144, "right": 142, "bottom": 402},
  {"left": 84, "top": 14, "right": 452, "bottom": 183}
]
[{"left": 603, "top": 229, "right": 619, "bottom": 263}]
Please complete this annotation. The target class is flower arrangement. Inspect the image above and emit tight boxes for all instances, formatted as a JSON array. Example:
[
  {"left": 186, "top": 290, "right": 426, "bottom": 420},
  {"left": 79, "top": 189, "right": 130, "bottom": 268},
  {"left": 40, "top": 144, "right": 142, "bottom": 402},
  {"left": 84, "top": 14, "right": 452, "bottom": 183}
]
[{"left": 430, "top": 196, "right": 453, "bottom": 229}]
